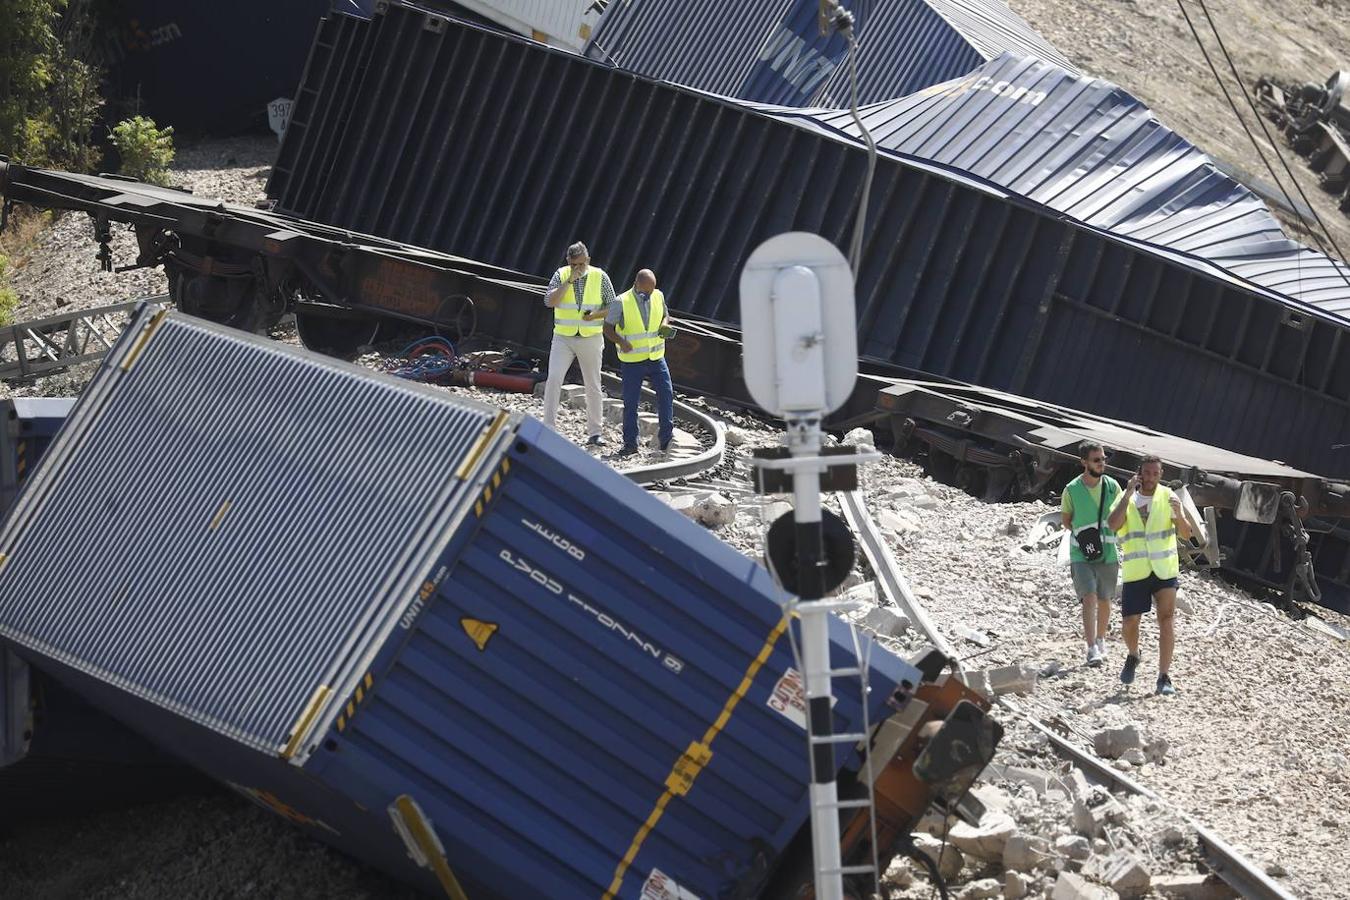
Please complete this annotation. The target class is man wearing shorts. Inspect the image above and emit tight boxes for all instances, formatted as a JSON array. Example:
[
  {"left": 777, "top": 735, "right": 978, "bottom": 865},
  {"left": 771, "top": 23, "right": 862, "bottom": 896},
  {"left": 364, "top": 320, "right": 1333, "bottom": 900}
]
[
  {"left": 1107, "top": 455, "right": 1192, "bottom": 695},
  {"left": 1061, "top": 442, "right": 1120, "bottom": 668}
]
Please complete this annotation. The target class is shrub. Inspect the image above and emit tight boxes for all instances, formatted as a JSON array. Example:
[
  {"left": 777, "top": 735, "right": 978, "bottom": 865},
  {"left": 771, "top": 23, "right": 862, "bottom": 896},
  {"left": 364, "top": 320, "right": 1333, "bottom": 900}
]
[{"left": 111, "top": 115, "right": 174, "bottom": 185}]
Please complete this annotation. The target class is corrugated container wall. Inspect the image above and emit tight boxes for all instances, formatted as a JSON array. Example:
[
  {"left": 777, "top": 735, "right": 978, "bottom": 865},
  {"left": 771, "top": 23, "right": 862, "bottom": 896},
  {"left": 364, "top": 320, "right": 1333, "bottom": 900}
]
[
  {"left": 0, "top": 306, "right": 921, "bottom": 898},
  {"left": 584, "top": 0, "right": 1074, "bottom": 106},
  {"left": 267, "top": 6, "right": 1350, "bottom": 475}
]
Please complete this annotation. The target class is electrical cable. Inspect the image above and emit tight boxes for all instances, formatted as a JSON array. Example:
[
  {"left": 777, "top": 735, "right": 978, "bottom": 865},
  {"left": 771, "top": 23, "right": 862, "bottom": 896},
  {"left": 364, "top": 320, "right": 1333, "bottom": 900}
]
[
  {"left": 1175, "top": 0, "right": 1350, "bottom": 298},
  {"left": 1192, "top": 0, "right": 1350, "bottom": 298},
  {"left": 820, "top": 1, "right": 878, "bottom": 276}
]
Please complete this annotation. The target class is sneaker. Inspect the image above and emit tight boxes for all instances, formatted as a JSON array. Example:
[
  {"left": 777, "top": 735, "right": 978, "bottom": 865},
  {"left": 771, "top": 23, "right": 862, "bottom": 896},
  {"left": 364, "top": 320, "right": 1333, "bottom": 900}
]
[
  {"left": 617, "top": 445, "right": 639, "bottom": 457},
  {"left": 1120, "top": 653, "right": 1139, "bottom": 685},
  {"left": 1086, "top": 644, "right": 1103, "bottom": 667},
  {"left": 1156, "top": 674, "right": 1176, "bottom": 696},
  {"left": 586, "top": 435, "right": 605, "bottom": 447},
  {"left": 1094, "top": 637, "right": 1106, "bottom": 659}
]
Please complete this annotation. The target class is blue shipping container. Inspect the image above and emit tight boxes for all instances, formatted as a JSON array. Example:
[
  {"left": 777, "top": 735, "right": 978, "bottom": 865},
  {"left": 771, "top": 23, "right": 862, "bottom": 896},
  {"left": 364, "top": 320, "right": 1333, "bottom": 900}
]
[
  {"left": 0, "top": 306, "right": 935, "bottom": 897},
  {"left": 1, "top": 398, "right": 74, "bottom": 513}
]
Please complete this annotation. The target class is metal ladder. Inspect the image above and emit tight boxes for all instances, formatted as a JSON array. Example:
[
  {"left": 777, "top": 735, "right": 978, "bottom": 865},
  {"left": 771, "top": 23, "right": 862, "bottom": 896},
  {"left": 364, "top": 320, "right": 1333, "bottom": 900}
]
[{"left": 790, "top": 596, "right": 884, "bottom": 893}]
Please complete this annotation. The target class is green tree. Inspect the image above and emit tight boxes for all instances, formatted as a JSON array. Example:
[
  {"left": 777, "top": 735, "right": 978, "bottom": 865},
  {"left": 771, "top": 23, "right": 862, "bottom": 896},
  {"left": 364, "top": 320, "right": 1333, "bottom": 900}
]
[{"left": 0, "top": 0, "right": 103, "bottom": 169}]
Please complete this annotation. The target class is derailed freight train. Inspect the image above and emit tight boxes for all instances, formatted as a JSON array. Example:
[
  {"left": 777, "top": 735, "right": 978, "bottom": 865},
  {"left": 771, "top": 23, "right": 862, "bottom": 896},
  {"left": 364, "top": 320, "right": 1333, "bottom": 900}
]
[{"left": 0, "top": 304, "right": 1000, "bottom": 898}]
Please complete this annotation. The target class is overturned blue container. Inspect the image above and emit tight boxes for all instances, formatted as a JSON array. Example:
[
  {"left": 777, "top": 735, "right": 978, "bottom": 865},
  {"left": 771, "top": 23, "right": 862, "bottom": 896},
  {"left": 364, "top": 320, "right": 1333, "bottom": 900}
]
[
  {"left": 1, "top": 398, "right": 74, "bottom": 513},
  {"left": 0, "top": 305, "right": 924, "bottom": 897}
]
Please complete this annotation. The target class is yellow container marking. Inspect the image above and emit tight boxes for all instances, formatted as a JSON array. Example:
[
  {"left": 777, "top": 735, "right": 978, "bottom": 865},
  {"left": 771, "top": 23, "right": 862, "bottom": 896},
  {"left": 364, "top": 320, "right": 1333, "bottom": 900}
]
[
  {"left": 460, "top": 617, "right": 499, "bottom": 651},
  {"left": 208, "top": 499, "right": 232, "bottom": 531},
  {"left": 603, "top": 617, "right": 788, "bottom": 898},
  {"left": 455, "top": 411, "right": 509, "bottom": 480},
  {"left": 393, "top": 795, "right": 470, "bottom": 900},
  {"left": 119, "top": 308, "right": 169, "bottom": 371},
  {"left": 280, "top": 685, "right": 332, "bottom": 760}
]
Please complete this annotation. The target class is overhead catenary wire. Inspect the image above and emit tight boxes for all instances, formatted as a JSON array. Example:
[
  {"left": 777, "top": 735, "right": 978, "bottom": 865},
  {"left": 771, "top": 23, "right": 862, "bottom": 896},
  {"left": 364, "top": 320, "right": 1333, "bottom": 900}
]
[
  {"left": 819, "top": 0, "right": 878, "bottom": 276},
  {"left": 1174, "top": 0, "right": 1350, "bottom": 299}
]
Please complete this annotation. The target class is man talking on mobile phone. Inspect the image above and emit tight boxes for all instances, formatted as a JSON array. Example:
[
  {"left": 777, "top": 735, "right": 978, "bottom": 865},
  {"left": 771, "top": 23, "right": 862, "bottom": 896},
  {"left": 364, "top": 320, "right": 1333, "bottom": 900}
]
[{"left": 1106, "top": 455, "right": 1192, "bottom": 695}]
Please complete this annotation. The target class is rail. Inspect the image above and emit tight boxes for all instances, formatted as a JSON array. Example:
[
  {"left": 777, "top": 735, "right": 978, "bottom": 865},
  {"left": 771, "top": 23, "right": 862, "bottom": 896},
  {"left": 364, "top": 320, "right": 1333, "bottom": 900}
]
[
  {"left": 604, "top": 372, "right": 726, "bottom": 485},
  {"left": 838, "top": 492, "right": 1295, "bottom": 900}
]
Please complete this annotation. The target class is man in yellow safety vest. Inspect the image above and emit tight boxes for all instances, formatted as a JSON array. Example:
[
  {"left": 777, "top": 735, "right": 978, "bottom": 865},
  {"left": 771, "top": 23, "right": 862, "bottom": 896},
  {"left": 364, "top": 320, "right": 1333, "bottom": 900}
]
[
  {"left": 1106, "top": 454, "right": 1192, "bottom": 695},
  {"left": 603, "top": 269, "right": 674, "bottom": 457},
  {"left": 542, "top": 241, "right": 615, "bottom": 447}
]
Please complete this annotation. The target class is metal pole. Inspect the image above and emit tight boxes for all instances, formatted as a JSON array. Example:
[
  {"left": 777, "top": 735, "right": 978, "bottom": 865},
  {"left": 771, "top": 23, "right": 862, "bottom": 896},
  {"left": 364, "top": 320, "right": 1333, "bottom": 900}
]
[{"left": 788, "top": 415, "right": 844, "bottom": 900}]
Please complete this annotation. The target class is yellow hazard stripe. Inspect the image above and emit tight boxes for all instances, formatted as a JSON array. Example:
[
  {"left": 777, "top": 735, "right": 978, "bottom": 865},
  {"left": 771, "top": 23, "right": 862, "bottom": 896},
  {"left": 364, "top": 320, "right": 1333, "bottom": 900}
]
[
  {"left": 336, "top": 672, "right": 376, "bottom": 733},
  {"left": 473, "top": 457, "right": 513, "bottom": 518},
  {"left": 602, "top": 616, "right": 788, "bottom": 899}
]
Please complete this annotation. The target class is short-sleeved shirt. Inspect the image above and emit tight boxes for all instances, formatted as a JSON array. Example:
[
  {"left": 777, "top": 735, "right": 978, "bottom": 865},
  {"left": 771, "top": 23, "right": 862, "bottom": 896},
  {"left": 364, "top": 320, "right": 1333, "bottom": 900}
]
[
  {"left": 605, "top": 290, "right": 665, "bottom": 327},
  {"left": 1062, "top": 475, "right": 1121, "bottom": 564},
  {"left": 544, "top": 267, "right": 616, "bottom": 310}
]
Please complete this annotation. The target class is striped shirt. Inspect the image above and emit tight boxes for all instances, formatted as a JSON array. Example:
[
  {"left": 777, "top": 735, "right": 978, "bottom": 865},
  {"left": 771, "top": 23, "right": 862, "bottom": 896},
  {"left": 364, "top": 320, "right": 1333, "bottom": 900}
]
[{"left": 544, "top": 267, "right": 616, "bottom": 310}]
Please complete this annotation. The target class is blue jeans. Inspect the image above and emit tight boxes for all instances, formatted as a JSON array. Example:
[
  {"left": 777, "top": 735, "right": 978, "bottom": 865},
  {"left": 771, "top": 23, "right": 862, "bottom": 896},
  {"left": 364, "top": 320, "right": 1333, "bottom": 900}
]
[{"left": 621, "top": 358, "right": 674, "bottom": 449}]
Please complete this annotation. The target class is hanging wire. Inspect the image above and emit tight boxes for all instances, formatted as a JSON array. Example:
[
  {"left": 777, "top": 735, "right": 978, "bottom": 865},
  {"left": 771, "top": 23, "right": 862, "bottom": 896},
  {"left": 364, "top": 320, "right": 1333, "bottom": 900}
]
[
  {"left": 1174, "top": 0, "right": 1350, "bottom": 300},
  {"left": 820, "top": 0, "right": 879, "bottom": 276}
]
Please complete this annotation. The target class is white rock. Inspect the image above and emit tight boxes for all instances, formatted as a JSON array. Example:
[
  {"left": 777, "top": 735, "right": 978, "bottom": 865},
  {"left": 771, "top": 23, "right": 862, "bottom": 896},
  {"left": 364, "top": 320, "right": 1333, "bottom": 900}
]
[
  {"left": 1085, "top": 852, "right": 1150, "bottom": 897},
  {"left": 912, "top": 493, "right": 941, "bottom": 510},
  {"left": 724, "top": 427, "right": 747, "bottom": 446},
  {"left": 842, "top": 426, "right": 875, "bottom": 448},
  {"left": 647, "top": 491, "right": 673, "bottom": 505},
  {"left": 1054, "top": 834, "right": 1092, "bottom": 861},
  {"left": 667, "top": 495, "right": 698, "bottom": 518},
  {"left": 560, "top": 384, "right": 586, "bottom": 408},
  {"left": 1051, "top": 872, "right": 1118, "bottom": 900},
  {"left": 958, "top": 878, "right": 1002, "bottom": 900},
  {"left": 1120, "top": 748, "right": 1146, "bottom": 766},
  {"left": 1093, "top": 724, "right": 1144, "bottom": 759},
  {"left": 884, "top": 857, "right": 914, "bottom": 888},
  {"left": 969, "top": 783, "right": 1015, "bottom": 812},
  {"left": 1004, "top": 870, "right": 1030, "bottom": 900},
  {"left": 842, "top": 580, "right": 878, "bottom": 605},
  {"left": 694, "top": 492, "right": 736, "bottom": 527},
  {"left": 1061, "top": 768, "right": 1092, "bottom": 802},
  {"left": 861, "top": 606, "right": 911, "bottom": 638},
  {"left": 1073, "top": 796, "right": 1125, "bottom": 837},
  {"left": 948, "top": 811, "right": 1017, "bottom": 862},
  {"left": 1003, "top": 833, "right": 1053, "bottom": 871},
  {"left": 637, "top": 412, "right": 661, "bottom": 437},
  {"left": 984, "top": 662, "right": 1037, "bottom": 696},
  {"left": 1144, "top": 736, "right": 1170, "bottom": 764},
  {"left": 878, "top": 508, "right": 921, "bottom": 535},
  {"left": 912, "top": 833, "right": 965, "bottom": 882},
  {"left": 914, "top": 810, "right": 955, "bottom": 837},
  {"left": 956, "top": 625, "right": 991, "bottom": 647},
  {"left": 1000, "top": 765, "right": 1056, "bottom": 795}
]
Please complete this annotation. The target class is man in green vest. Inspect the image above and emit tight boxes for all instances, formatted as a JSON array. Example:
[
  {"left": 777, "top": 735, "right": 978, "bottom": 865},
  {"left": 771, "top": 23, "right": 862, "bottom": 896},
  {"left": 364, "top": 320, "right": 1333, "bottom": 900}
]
[
  {"left": 603, "top": 268, "right": 674, "bottom": 457},
  {"left": 541, "top": 242, "right": 614, "bottom": 446},
  {"left": 1061, "top": 442, "right": 1120, "bottom": 669},
  {"left": 1106, "top": 454, "right": 1192, "bottom": 695}
]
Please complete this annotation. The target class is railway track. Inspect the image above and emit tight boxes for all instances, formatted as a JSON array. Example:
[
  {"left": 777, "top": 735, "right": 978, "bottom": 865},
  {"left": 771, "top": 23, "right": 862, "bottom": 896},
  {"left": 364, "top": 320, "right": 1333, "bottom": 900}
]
[{"left": 839, "top": 486, "right": 1298, "bottom": 899}]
